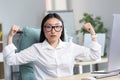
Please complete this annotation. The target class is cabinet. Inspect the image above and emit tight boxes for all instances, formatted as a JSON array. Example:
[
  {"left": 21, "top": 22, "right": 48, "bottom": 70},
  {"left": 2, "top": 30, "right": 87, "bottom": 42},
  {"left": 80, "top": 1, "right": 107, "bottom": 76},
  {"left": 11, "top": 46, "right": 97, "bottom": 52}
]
[{"left": 0, "top": 23, "right": 5, "bottom": 79}]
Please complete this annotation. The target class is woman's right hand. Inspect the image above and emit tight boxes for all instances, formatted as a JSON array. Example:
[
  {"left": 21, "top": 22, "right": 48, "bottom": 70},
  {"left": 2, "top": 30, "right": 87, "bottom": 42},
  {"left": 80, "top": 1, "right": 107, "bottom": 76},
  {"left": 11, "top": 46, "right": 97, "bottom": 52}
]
[{"left": 7, "top": 25, "right": 20, "bottom": 45}]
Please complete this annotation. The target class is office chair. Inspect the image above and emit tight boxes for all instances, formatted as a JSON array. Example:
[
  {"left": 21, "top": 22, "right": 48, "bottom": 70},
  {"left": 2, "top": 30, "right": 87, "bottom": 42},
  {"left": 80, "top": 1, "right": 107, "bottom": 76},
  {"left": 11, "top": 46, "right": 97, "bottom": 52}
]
[{"left": 12, "top": 27, "right": 40, "bottom": 80}]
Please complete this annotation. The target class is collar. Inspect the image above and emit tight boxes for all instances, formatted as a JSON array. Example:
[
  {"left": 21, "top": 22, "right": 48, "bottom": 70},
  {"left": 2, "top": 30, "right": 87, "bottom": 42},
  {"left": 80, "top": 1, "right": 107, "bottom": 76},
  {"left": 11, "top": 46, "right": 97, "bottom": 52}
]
[{"left": 41, "top": 39, "right": 66, "bottom": 50}]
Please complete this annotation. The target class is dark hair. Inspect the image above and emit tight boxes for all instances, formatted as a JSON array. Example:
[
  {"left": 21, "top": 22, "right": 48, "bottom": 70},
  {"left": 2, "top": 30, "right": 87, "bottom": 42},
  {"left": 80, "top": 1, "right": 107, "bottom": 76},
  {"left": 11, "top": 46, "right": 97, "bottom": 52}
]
[{"left": 39, "top": 13, "right": 65, "bottom": 42}]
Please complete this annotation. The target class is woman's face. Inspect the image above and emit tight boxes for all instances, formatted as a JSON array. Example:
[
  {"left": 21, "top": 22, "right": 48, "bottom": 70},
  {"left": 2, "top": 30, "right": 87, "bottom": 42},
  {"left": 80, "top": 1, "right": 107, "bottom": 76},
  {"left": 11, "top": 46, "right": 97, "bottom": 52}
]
[{"left": 44, "top": 18, "right": 63, "bottom": 43}]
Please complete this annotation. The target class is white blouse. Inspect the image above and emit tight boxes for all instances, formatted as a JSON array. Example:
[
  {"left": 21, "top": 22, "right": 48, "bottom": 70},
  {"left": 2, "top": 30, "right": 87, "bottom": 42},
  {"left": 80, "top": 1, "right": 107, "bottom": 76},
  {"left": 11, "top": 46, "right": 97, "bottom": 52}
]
[{"left": 3, "top": 40, "right": 101, "bottom": 80}]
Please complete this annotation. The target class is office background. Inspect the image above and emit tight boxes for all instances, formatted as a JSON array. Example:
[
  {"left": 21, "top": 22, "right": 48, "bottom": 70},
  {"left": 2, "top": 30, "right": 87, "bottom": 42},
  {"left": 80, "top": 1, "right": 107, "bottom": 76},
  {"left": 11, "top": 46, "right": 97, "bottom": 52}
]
[{"left": 0, "top": 0, "right": 120, "bottom": 80}]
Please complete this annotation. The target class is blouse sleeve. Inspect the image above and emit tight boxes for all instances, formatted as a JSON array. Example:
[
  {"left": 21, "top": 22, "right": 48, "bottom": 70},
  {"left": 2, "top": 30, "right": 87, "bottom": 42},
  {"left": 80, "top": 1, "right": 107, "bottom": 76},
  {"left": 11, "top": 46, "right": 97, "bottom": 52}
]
[
  {"left": 3, "top": 43, "right": 38, "bottom": 65},
  {"left": 72, "top": 41, "right": 102, "bottom": 61}
]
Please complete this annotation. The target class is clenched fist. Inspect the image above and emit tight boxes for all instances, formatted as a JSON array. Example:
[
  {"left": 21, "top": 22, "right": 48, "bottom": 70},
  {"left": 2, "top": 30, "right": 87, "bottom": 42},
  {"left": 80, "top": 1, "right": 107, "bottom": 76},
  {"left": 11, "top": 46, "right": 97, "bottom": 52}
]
[
  {"left": 82, "top": 23, "right": 96, "bottom": 35},
  {"left": 7, "top": 25, "right": 20, "bottom": 45}
]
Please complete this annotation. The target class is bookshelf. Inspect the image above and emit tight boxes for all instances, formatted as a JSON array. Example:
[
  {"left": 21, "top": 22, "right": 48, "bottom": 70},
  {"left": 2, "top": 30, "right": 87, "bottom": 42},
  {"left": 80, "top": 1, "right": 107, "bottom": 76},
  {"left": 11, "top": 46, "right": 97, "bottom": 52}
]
[{"left": 0, "top": 23, "right": 5, "bottom": 79}]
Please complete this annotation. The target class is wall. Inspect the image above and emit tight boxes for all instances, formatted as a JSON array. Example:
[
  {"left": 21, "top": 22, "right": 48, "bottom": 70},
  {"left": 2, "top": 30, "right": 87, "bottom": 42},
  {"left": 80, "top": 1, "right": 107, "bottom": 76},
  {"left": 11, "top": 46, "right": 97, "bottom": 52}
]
[
  {"left": 48, "top": 0, "right": 67, "bottom": 10},
  {"left": 0, "top": 0, "right": 45, "bottom": 80},
  {"left": 54, "top": 0, "right": 67, "bottom": 10},
  {"left": 71, "top": 0, "right": 120, "bottom": 54}
]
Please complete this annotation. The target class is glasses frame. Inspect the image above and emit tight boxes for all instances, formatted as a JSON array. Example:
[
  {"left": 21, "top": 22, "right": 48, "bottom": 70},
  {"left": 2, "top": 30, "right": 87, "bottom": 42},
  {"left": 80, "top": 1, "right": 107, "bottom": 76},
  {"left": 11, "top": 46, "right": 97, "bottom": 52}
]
[{"left": 44, "top": 25, "right": 62, "bottom": 32}]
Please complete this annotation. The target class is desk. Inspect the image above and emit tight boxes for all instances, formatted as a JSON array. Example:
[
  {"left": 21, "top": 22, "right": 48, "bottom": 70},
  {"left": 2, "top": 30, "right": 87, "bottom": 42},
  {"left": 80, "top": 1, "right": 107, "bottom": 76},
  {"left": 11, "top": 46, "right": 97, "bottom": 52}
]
[
  {"left": 47, "top": 73, "right": 120, "bottom": 80},
  {"left": 74, "top": 58, "right": 108, "bottom": 74}
]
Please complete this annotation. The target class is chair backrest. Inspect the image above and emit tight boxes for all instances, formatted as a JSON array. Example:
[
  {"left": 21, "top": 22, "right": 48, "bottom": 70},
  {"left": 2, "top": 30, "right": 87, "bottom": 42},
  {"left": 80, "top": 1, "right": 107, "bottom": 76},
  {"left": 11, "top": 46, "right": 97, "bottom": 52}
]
[{"left": 16, "top": 27, "right": 40, "bottom": 80}]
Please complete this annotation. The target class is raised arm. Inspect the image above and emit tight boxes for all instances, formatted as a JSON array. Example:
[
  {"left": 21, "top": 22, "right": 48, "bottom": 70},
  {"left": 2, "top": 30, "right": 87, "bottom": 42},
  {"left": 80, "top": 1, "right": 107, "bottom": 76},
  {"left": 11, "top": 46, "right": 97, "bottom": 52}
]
[
  {"left": 82, "top": 23, "right": 97, "bottom": 42},
  {"left": 4, "top": 25, "right": 37, "bottom": 65},
  {"left": 74, "top": 23, "right": 101, "bottom": 61}
]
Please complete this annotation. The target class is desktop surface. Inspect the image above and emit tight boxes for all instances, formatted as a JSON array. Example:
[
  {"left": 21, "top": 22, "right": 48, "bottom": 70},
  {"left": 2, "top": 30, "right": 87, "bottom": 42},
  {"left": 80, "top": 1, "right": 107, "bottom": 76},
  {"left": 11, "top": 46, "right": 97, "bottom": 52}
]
[
  {"left": 75, "top": 57, "right": 108, "bottom": 66},
  {"left": 47, "top": 73, "right": 120, "bottom": 80}
]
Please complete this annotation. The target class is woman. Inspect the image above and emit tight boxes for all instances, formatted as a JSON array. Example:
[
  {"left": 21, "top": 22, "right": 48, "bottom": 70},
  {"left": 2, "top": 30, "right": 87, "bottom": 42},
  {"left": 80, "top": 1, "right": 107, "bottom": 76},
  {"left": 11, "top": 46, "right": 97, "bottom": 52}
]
[{"left": 3, "top": 13, "right": 101, "bottom": 80}]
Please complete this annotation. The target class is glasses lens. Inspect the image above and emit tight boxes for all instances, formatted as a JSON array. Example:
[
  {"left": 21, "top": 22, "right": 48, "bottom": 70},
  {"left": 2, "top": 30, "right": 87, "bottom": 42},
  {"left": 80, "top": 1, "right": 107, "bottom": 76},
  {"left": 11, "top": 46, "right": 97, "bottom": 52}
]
[
  {"left": 44, "top": 25, "right": 51, "bottom": 32},
  {"left": 54, "top": 26, "right": 62, "bottom": 32}
]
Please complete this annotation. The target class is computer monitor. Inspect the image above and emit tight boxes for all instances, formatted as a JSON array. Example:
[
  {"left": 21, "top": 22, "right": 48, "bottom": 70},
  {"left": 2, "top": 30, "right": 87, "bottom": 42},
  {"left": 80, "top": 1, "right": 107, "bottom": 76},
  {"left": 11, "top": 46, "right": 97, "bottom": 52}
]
[
  {"left": 92, "top": 14, "right": 120, "bottom": 74},
  {"left": 107, "top": 14, "right": 120, "bottom": 72}
]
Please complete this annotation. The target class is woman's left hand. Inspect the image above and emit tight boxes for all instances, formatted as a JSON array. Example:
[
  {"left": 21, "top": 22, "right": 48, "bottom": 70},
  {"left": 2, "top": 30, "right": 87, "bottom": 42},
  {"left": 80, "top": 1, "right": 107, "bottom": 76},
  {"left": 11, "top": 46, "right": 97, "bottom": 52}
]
[{"left": 82, "top": 23, "right": 96, "bottom": 35}]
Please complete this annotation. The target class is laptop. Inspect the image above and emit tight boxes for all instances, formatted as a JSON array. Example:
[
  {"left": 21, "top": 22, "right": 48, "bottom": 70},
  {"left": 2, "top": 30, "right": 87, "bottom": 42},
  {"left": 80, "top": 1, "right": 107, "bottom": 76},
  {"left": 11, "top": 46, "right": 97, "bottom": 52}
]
[{"left": 92, "top": 14, "right": 120, "bottom": 74}]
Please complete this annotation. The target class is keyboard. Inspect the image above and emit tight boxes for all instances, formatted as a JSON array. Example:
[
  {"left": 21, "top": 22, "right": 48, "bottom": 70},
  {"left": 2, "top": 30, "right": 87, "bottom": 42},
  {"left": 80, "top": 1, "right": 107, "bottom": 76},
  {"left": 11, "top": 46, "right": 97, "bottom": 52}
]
[{"left": 92, "top": 72, "right": 119, "bottom": 79}]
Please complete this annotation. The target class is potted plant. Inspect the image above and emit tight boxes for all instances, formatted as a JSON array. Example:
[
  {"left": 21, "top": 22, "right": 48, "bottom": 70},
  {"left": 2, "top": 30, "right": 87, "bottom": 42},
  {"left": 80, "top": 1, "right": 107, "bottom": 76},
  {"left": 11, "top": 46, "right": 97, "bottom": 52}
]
[{"left": 76, "top": 13, "right": 108, "bottom": 57}]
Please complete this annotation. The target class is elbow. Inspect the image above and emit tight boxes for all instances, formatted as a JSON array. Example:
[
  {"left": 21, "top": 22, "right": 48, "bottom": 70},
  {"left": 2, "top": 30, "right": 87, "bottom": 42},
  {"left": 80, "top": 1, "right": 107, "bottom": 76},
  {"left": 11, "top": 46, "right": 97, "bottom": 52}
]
[
  {"left": 4, "top": 57, "right": 16, "bottom": 66},
  {"left": 91, "top": 51, "right": 101, "bottom": 61},
  {"left": 4, "top": 59, "right": 13, "bottom": 66},
  {"left": 92, "top": 55, "right": 101, "bottom": 61}
]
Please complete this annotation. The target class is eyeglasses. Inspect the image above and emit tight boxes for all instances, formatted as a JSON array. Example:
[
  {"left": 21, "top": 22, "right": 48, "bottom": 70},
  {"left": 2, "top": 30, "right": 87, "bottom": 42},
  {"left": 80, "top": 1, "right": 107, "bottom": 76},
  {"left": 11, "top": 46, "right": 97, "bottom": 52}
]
[{"left": 44, "top": 25, "right": 62, "bottom": 32}]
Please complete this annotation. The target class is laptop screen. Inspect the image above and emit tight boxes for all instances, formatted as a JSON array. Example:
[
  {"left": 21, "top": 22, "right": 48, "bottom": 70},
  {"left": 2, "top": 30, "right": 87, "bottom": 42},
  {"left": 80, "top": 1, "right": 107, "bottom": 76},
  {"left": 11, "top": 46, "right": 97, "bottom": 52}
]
[{"left": 107, "top": 14, "right": 120, "bottom": 71}]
